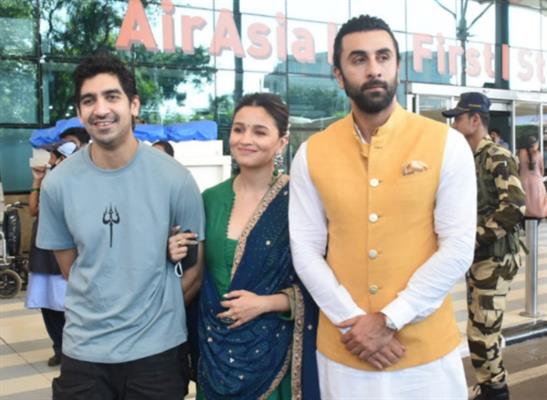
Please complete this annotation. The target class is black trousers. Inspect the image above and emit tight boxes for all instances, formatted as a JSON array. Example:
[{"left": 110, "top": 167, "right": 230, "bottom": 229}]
[
  {"left": 52, "top": 344, "right": 190, "bottom": 400},
  {"left": 41, "top": 308, "right": 65, "bottom": 356}
]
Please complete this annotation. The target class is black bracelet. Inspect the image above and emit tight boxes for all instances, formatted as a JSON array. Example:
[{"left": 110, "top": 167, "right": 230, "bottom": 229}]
[{"left": 30, "top": 188, "right": 40, "bottom": 193}]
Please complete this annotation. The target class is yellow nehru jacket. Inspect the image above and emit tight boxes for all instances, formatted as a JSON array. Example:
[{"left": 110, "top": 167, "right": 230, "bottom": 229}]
[{"left": 307, "top": 104, "right": 460, "bottom": 371}]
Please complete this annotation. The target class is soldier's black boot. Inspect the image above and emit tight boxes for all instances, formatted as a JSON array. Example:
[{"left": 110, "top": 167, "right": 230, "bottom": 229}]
[{"left": 472, "top": 383, "right": 510, "bottom": 400}]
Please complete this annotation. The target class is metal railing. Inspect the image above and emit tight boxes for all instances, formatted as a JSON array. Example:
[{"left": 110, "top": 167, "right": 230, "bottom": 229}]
[{"left": 521, "top": 219, "right": 543, "bottom": 318}]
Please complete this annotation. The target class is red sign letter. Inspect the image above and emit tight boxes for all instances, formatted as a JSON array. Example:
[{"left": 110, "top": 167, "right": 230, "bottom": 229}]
[
  {"left": 162, "top": 0, "right": 175, "bottom": 52},
  {"left": 247, "top": 23, "right": 272, "bottom": 59},
  {"left": 209, "top": 9, "right": 244, "bottom": 58},
  {"left": 116, "top": 0, "right": 158, "bottom": 51},
  {"left": 517, "top": 49, "right": 533, "bottom": 82},
  {"left": 466, "top": 47, "right": 481, "bottom": 77},
  {"left": 181, "top": 15, "right": 206, "bottom": 55},
  {"left": 413, "top": 34, "right": 433, "bottom": 73},
  {"left": 483, "top": 43, "right": 495, "bottom": 79},
  {"left": 292, "top": 28, "right": 315, "bottom": 63}
]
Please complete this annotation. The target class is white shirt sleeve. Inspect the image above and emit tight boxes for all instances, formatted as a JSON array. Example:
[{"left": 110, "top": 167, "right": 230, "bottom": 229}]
[
  {"left": 289, "top": 142, "right": 366, "bottom": 325},
  {"left": 381, "top": 128, "right": 477, "bottom": 329}
]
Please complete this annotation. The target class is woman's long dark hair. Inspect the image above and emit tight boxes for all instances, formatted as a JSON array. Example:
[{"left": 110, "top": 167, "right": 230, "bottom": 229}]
[{"left": 525, "top": 135, "right": 538, "bottom": 171}]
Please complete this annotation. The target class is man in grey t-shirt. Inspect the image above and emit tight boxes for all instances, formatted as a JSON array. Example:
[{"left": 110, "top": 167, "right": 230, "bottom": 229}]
[{"left": 37, "top": 53, "right": 204, "bottom": 400}]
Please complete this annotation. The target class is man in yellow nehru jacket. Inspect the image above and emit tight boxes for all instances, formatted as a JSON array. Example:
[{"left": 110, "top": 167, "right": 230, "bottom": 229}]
[{"left": 289, "top": 15, "right": 477, "bottom": 399}]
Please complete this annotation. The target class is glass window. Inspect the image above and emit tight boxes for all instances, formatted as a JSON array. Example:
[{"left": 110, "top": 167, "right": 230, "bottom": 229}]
[
  {"left": 129, "top": 5, "right": 215, "bottom": 67},
  {"left": 463, "top": 0, "right": 496, "bottom": 45},
  {"left": 405, "top": 33, "right": 465, "bottom": 86},
  {"left": 287, "top": 74, "right": 348, "bottom": 156},
  {"left": 0, "top": 61, "right": 37, "bottom": 124},
  {"left": 543, "top": 13, "right": 547, "bottom": 52},
  {"left": 417, "top": 95, "right": 451, "bottom": 123},
  {"left": 211, "top": 9, "right": 243, "bottom": 70},
  {"left": 40, "top": 0, "right": 127, "bottom": 56},
  {"left": 287, "top": 74, "right": 345, "bottom": 119},
  {"left": 286, "top": 20, "right": 335, "bottom": 75},
  {"left": 287, "top": 0, "right": 349, "bottom": 23},
  {"left": 350, "top": 0, "right": 405, "bottom": 31},
  {"left": 215, "top": 0, "right": 285, "bottom": 17},
  {"left": 0, "top": 0, "right": 35, "bottom": 55},
  {"left": 215, "top": 69, "right": 288, "bottom": 153},
  {"left": 42, "top": 62, "right": 77, "bottom": 125},
  {"left": 509, "top": 46, "right": 543, "bottom": 91},
  {"left": 407, "top": 0, "right": 457, "bottom": 40},
  {"left": 240, "top": 14, "right": 287, "bottom": 73},
  {"left": 135, "top": 65, "right": 214, "bottom": 124},
  {"left": 172, "top": 0, "right": 213, "bottom": 8},
  {"left": 509, "top": 5, "right": 540, "bottom": 49},
  {"left": 0, "top": 129, "right": 33, "bottom": 193},
  {"left": 464, "top": 39, "right": 497, "bottom": 89}
]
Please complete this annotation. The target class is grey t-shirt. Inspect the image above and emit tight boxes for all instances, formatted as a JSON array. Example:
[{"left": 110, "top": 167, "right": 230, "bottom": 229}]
[{"left": 37, "top": 142, "right": 204, "bottom": 363}]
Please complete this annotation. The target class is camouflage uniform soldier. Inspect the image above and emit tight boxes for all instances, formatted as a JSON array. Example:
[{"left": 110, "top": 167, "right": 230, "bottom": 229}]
[{"left": 443, "top": 92, "right": 525, "bottom": 400}]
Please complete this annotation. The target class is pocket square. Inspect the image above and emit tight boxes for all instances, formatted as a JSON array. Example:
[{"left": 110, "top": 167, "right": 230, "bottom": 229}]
[{"left": 402, "top": 160, "right": 428, "bottom": 176}]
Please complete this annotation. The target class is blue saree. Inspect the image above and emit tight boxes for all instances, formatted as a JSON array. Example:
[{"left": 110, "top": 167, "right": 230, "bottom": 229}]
[{"left": 198, "top": 175, "right": 319, "bottom": 400}]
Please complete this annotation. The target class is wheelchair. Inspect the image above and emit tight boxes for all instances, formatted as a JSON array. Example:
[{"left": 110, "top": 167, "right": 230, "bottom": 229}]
[{"left": 0, "top": 181, "right": 29, "bottom": 299}]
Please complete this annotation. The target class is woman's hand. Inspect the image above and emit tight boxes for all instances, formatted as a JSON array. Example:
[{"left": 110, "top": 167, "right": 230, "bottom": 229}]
[
  {"left": 168, "top": 227, "right": 198, "bottom": 263},
  {"left": 217, "top": 290, "right": 269, "bottom": 329}
]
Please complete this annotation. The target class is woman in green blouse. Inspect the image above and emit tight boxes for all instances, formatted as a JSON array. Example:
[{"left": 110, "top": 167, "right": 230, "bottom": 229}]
[{"left": 169, "top": 93, "right": 318, "bottom": 400}]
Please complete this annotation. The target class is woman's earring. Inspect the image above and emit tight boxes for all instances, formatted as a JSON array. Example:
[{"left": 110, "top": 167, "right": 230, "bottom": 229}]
[{"left": 274, "top": 150, "right": 284, "bottom": 175}]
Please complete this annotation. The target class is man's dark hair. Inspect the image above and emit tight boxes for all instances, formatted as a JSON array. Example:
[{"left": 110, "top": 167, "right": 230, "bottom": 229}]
[
  {"left": 489, "top": 128, "right": 501, "bottom": 137},
  {"left": 233, "top": 93, "right": 289, "bottom": 137},
  {"left": 73, "top": 52, "right": 138, "bottom": 108},
  {"left": 333, "top": 15, "right": 400, "bottom": 70},
  {"left": 153, "top": 141, "right": 175, "bottom": 157}
]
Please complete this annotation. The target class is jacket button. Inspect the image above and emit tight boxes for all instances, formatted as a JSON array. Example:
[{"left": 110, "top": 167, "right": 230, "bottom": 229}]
[
  {"left": 369, "top": 213, "right": 379, "bottom": 223},
  {"left": 368, "top": 249, "right": 378, "bottom": 259},
  {"left": 369, "top": 284, "right": 379, "bottom": 295},
  {"left": 370, "top": 178, "right": 379, "bottom": 187}
]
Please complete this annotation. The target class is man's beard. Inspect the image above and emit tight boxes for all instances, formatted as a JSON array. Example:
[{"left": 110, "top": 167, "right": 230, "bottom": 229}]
[{"left": 342, "top": 75, "right": 398, "bottom": 114}]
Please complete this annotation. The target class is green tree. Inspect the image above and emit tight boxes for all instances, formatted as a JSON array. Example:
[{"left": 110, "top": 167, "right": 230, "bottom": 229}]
[{"left": 40, "top": 0, "right": 214, "bottom": 124}]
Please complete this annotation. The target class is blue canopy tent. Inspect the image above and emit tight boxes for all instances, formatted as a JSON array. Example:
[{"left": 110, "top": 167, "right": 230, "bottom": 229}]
[
  {"left": 30, "top": 118, "right": 217, "bottom": 148},
  {"left": 29, "top": 117, "right": 83, "bottom": 148},
  {"left": 166, "top": 120, "right": 217, "bottom": 141},
  {"left": 134, "top": 124, "right": 167, "bottom": 142}
]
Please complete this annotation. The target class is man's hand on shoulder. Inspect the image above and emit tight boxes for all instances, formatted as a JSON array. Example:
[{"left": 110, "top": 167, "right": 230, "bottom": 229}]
[{"left": 337, "top": 312, "right": 398, "bottom": 363}]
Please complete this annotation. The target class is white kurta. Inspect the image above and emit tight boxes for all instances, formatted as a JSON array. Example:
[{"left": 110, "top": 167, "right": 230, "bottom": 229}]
[{"left": 289, "top": 128, "right": 477, "bottom": 399}]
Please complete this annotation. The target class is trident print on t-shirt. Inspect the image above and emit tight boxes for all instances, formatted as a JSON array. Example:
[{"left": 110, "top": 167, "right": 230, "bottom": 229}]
[{"left": 102, "top": 204, "right": 120, "bottom": 248}]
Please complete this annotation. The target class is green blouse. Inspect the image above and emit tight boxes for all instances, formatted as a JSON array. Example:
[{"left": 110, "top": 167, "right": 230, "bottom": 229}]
[{"left": 199, "top": 177, "right": 291, "bottom": 400}]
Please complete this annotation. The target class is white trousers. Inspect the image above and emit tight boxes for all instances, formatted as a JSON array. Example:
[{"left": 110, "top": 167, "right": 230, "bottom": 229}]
[{"left": 317, "top": 347, "right": 467, "bottom": 399}]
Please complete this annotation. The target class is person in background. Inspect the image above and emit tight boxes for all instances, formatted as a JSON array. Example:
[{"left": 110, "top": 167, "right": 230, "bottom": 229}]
[
  {"left": 26, "top": 140, "right": 78, "bottom": 367},
  {"left": 59, "top": 127, "right": 90, "bottom": 148},
  {"left": 443, "top": 92, "right": 525, "bottom": 400},
  {"left": 152, "top": 140, "right": 175, "bottom": 157},
  {"left": 289, "top": 14, "right": 476, "bottom": 399},
  {"left": 489, "top": 128, "right": 510, "bottom": 150},
  {"left": 36, "top": 53, "right": 204, "bottom": 400},
  {"left": 170, "top": 93, "right": 319, "bottom": 400},
  {"left": 518, "top": 135, "right": 547, "bottom": 219}
]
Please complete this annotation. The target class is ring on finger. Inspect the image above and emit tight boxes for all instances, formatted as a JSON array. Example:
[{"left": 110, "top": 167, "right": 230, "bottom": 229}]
[{"left": 220, "top": 316, "right": 236, "bottom": 325}]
